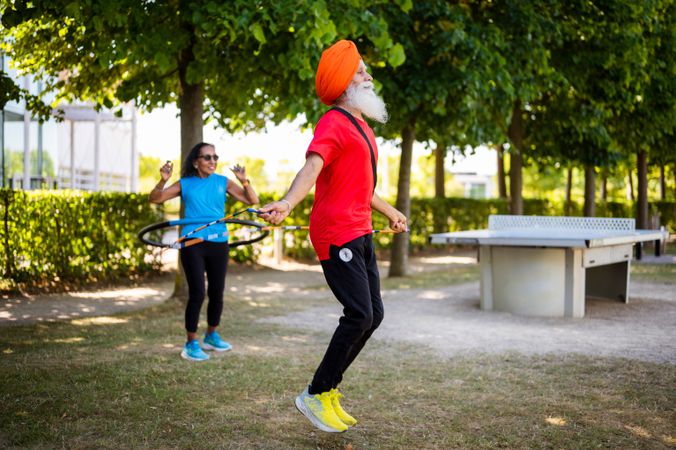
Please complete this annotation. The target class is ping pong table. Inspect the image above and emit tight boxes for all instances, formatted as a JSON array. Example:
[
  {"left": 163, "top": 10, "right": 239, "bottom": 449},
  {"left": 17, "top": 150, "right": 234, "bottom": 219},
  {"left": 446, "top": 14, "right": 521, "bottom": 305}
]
[{"left": 429, "top": 215, "right": 669, "bottom": 318}]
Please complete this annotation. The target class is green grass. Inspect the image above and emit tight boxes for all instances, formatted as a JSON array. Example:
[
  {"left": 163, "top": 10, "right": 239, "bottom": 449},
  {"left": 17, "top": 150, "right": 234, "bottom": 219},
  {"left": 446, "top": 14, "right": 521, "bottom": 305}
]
[
  {"left": 380, "top": 264, "right": 479, "bottom": 290},
  {"left": 631, "top": 262, "right": 676, "bottom": 283},
  {"left": 1, "top": 264, "right": 675, "bottom": 449}
]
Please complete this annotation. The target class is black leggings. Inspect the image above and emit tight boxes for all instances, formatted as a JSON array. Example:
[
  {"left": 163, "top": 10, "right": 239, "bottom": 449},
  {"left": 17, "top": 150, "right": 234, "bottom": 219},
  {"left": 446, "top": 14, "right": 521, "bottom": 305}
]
[
  {"left": 180, "top": 241, "right": 229, "bottom": 333},
  {"left": 309, "top": 234, "right": 383, "bottom": 394}
]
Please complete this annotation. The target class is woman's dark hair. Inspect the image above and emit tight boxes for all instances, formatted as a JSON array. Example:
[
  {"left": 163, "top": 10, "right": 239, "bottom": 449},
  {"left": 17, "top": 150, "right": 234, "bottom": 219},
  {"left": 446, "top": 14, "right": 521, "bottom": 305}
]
[{"left": 181, "top": 142, "right": 215, "bottom": 178}]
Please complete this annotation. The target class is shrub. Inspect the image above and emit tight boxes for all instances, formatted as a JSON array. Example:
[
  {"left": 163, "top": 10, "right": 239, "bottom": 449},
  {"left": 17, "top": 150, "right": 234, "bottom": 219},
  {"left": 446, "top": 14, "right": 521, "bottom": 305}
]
[
  {"left": 2, "top": 188, "right": 672, "bottom": 292},
  {"left": 0, "top": 189, "right": 162, "bottom": 289}
]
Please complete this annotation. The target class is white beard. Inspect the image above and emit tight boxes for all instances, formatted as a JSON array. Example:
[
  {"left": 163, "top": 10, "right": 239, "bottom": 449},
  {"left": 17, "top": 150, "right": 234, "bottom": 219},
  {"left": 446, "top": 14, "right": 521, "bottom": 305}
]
[{"left": 342, "top": 82, "right": 389, "bottom": 123}]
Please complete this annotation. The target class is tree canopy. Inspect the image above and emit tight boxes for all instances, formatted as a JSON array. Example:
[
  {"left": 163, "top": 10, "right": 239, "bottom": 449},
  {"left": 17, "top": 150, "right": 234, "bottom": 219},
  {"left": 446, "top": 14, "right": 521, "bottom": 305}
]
[
  {"left": 1, "top": 0, "right": 408, "bottom": 129},
  {"left": 2, "top": 0, "right": 673, "bottom": 276}
]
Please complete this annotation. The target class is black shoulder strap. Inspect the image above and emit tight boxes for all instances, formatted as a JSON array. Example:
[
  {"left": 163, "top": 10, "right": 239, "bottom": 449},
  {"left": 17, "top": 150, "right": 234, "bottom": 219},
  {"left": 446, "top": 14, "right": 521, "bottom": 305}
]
[{"left": 330, "top": 106, "right": 377, "bottom": 193}]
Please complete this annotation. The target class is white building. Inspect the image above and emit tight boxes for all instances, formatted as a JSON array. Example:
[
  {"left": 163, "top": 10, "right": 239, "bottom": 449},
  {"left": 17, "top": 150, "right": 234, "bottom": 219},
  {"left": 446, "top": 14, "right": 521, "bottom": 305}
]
[
  {"left": 1, "top": 53, "right": 139, "bottom": 192},
  {"left": 448, "top": 145, "right": 497, "bottom": 198}
]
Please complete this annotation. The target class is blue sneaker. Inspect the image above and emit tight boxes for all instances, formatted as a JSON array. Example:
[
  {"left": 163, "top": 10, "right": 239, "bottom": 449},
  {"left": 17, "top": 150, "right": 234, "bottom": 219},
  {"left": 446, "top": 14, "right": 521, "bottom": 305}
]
[
  {"left": 181, "top": 339, "right": 210, "bottom": 361},
  {"left": 202, "top": 331, "right": 232, "bottom": 352}
]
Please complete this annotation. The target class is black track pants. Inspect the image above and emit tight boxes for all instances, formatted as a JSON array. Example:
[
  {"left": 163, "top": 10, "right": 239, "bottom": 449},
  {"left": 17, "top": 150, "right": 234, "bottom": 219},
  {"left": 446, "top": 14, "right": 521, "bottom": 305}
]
[
  {"left": 180, "top": 241, "right": 229, "bottom": 333},
  {"left": 309, "top": 234, "right": 383, "bottom": 395}
]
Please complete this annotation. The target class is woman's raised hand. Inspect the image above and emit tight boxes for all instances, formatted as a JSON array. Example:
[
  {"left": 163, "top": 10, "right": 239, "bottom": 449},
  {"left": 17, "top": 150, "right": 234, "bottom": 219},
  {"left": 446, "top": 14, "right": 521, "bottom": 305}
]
[
  {"left": 160, "top": 161, "right": 173, "bottom": 181},
  {"left": 230, "top": 164, "right": 247, "bottom": 183}
]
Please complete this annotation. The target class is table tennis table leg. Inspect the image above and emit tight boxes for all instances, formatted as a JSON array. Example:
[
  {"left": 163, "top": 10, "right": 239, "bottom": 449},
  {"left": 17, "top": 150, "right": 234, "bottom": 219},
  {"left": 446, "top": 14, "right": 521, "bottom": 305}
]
[
  {"left": 479, "top": 246, "right": 493, "bottom": 311},
  {"left": 486, "top": 246, "right": 570, "bottom": 317},
  {"left": 564, "top": 248, "right": 586, "bottom": 318},
  {"left": 635, "top": 242, "right": 643, "bottom": 260}
]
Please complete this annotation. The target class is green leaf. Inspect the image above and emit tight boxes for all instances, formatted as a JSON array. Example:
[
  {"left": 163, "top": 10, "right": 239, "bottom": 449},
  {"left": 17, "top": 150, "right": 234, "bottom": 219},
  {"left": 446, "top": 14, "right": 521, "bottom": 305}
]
[
  {"left": 250, "top": 23, "right": 266, "bottom": 44},
  {"left": 154, "top": 53, "right": 172, "bottom": 73},
  {"left": 387, "top": 43, "right": 406, "bottom": 68},
  {"left": 395, "top": 0, "right": 413, "bottom": 13}
]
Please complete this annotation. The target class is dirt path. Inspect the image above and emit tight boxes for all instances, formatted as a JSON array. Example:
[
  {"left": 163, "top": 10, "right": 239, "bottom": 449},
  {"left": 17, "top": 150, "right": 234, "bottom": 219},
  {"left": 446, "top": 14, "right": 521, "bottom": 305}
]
[
  {"left": 260, "top": 279, "right": 676, "bottom": 364},
  {"left": 0, "top": 254, "right": 463, "bottom": 326},
  {"left": 0, "top": 278, "right": 174, "bottom": 325},
  {"left": 2, "top": 255, "right": 674, "bottom": 364}
]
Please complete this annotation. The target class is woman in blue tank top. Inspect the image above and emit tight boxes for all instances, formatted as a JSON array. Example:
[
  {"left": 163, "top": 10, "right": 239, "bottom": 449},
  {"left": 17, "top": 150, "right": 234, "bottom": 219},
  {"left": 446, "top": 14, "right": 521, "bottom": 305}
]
[{"left": 149, "top": 142, "right": 259, "bottom": 361}]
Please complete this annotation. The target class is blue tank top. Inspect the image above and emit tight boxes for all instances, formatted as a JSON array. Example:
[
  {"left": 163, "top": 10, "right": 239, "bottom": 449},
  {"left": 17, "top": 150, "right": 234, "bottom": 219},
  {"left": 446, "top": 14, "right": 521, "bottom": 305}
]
[{"left": 180, "top": 174, "right": 229, "bottom": 243}]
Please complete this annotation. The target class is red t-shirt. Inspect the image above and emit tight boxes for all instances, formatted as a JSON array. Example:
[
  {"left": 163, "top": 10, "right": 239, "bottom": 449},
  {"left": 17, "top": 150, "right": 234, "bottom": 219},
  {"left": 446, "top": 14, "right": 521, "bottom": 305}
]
[{"left": 306, "top": 109, "right": 377, "bottom": 260}]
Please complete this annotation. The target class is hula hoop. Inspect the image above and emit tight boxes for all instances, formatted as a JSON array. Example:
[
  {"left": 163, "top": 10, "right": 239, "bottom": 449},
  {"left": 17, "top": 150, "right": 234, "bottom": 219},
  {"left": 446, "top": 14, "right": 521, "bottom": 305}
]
[{"left": 138, "top": 218, "right": 270, "bottom": 249}]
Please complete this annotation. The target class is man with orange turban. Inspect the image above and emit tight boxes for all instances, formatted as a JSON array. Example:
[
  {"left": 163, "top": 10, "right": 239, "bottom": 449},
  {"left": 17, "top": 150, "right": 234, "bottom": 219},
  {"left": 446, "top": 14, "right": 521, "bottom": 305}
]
[{"left": 260, "top": 40, "right": 407, "bottom": 433}]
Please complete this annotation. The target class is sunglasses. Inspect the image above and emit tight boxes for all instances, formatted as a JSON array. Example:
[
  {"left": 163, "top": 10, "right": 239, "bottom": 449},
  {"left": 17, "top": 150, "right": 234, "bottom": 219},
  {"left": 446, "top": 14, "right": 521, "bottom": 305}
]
[{"left": 198, "top": 154, "right": 219, "bottom": 162}]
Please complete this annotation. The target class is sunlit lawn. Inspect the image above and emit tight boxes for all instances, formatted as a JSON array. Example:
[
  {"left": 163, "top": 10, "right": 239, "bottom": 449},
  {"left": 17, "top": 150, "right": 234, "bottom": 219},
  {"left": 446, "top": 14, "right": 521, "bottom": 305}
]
[
  {"left": 1, "top": 262, "right": 674, "bottom": 449},
  {"left": 629, "top": 241, "right": 676, "bottom": 286},
  {"left": 632, "top": 260, "right": 676, "bottom": 283}
]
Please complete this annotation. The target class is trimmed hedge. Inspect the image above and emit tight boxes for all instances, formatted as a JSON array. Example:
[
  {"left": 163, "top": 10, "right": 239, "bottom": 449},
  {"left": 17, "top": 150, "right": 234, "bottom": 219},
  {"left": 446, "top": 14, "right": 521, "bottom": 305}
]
[
  {"left": 0, "top": 189, "right": 162, "bottom": 287},
  {"left": 646, "top": 201, "right": 676, "bottom": 230},
  {"left": 373, "top": 197, "right": 551, "bottom": 251},
  {"left": 237, "top": 196, "right": 674, "bottom": 254},
  {"left": 2, "top": 189, "right": 672, "bottom": 291}
]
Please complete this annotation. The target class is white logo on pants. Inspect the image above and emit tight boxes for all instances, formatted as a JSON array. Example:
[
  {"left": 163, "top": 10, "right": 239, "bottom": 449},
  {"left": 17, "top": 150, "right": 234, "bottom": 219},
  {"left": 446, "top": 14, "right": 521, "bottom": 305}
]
[{"left": 339, "top": 248, "right": 353, "bottom": 262}]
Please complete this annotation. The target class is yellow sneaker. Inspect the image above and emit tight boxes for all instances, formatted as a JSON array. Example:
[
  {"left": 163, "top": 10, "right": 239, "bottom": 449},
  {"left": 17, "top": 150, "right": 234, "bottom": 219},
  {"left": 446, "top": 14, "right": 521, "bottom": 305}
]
[
  {"left": 330, "top": 388, "right": 358, "bottom": 427},
  {"left": 294, "top": 388, "right": 348, "bottom": 433}
]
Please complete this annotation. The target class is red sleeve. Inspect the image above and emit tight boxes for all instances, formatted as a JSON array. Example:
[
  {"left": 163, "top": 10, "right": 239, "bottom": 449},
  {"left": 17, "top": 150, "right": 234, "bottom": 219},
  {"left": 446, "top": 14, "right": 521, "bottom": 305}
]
[{"left": 306, "top": 112, "right": 343, "bottom": 166}]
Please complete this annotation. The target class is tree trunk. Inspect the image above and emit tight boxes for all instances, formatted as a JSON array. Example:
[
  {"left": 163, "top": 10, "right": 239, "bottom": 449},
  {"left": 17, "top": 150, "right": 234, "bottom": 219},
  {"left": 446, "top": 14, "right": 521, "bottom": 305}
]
[
  {"left": 497, "top": 144, "right": 507, "bottom": 199},
  {"left": 507, "top": 101, "right": 523, "bottom": 215},
  {"left": 627, "top": 168, "right": 634, "bottom": 201},
  {"left": 388, "top": 121, "right": 415, "bottom": 277},
  {"left": 600, "top": 171, "right": 607, "bottom": 201},
  {"left": 434, "top": 140, "right": 445, "bottom": 199},
  {"left": 565, "top": 166, "right": 573, "bottom": 216},
  {"left": 659, "top": 164, "right": 666, "bottom": 200},
  {"left": 584, "top": 165, "right": 596, "bottom": 217},
  {"left": 636, "top": 149, "right": 649, "bottom": 229},
  {"left": 172, "top": 47, "right": 204, "bottom": 300}
]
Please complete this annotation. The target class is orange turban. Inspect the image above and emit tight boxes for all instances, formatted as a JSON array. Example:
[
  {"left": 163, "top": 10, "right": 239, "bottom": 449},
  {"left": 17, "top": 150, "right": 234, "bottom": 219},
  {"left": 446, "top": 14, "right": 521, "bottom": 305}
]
[{"left": 315, "top": 40, "right": 361, "bottom": 105}]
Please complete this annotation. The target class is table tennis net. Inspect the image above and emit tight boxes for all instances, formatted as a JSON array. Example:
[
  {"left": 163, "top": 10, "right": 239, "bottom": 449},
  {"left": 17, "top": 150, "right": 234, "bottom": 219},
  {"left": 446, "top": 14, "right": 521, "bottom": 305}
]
[{"left": 488, "top": 215, "right": 635, "bottom": 232}]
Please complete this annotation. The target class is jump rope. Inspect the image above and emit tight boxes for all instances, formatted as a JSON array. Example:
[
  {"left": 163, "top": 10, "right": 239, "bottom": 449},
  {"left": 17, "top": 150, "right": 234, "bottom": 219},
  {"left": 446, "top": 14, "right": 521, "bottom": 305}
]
[{"left": 138, "top": 208, "right": 406, "bottom": 249}]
